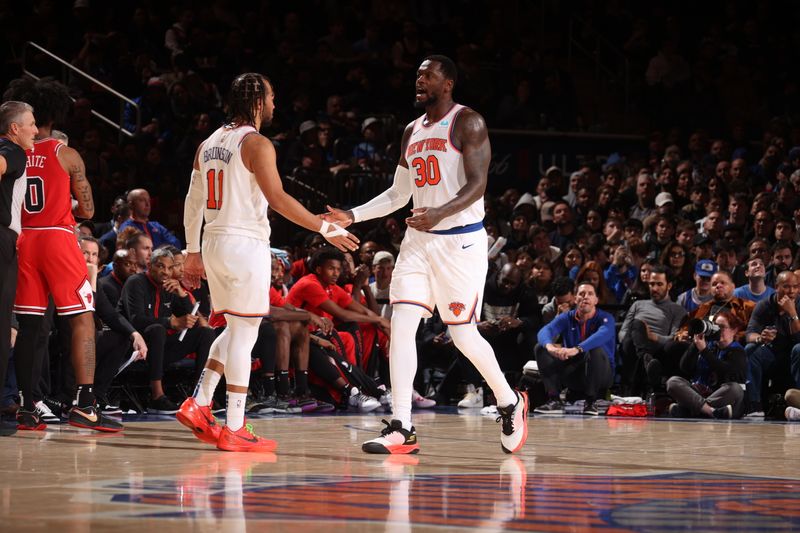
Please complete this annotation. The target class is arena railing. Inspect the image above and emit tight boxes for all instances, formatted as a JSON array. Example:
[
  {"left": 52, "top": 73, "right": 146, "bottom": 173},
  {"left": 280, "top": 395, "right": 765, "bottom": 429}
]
[{"left": 21, "top": 41, "right": 140, "bottom": 143}]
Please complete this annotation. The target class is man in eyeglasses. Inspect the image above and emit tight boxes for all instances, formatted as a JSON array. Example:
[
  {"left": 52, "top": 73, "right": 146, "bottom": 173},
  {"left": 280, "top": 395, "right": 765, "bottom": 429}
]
[{"left": 618, "top": 264, "right": 687, "bottom": 396}]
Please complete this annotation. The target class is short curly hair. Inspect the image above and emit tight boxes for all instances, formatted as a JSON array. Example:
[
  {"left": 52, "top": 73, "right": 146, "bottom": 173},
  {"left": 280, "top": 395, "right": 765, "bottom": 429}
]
[{"left": 3, "top": 77, "right": 72, "bottom": 127}]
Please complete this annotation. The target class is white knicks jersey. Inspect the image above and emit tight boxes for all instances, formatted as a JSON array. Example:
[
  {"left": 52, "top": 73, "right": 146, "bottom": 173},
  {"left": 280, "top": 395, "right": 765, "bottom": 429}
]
[
  {"left": 405, "top": 104, "right": 485, "bottom": 231},
  {"left": 198, "top": 125, "right": 270, "bottom": 243}
]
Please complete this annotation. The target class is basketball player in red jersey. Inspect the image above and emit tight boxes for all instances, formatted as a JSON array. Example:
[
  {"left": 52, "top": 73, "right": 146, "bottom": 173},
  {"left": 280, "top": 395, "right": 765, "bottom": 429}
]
[{"left": 4, "top": 78, "right": 122, "bottom": 432}]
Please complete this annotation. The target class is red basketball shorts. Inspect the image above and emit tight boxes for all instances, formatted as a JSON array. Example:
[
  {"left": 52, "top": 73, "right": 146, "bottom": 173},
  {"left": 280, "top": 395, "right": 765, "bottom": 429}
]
[{"left": 14, "top": 228, "right": 94, "bottom": 316}]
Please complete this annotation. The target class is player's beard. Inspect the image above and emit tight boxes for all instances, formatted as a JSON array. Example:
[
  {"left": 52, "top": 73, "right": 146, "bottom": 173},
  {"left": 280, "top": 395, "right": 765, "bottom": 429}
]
[{"left": 413, "top": 92, "right": 437, "bottom": 110}]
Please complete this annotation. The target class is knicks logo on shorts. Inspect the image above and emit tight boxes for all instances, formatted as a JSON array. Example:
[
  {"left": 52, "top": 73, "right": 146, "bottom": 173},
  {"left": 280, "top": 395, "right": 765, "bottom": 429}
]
[{"left": 448, "top": 302, "right": 466, "bottom": 317}]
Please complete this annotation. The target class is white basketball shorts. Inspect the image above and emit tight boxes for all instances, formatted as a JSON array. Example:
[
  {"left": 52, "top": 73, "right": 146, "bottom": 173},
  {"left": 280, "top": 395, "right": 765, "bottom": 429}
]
[
  {"left": 202, "top": 233, "right": 270, "bottom": 318},
  {"left": 390, "top": 226, "right": 487, "bottom": 325}
]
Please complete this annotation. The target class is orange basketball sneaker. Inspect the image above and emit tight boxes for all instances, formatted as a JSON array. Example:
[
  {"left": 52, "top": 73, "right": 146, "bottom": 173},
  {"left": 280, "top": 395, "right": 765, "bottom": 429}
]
[
  {"left": 217, "top": 422, "right": 278, "bottom": 453},
  {"left": 176, "top": 397, "right": 222, "bottom": 445}
]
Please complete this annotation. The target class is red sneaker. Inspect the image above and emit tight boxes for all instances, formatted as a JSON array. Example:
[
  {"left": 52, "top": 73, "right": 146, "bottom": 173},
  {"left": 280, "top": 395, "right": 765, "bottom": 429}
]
[
  {"left": 176, "top": 397, "right": 221, "bottom": 445},
  {"left": 216, "top": 422, "right": 277, "bottom": 453}
]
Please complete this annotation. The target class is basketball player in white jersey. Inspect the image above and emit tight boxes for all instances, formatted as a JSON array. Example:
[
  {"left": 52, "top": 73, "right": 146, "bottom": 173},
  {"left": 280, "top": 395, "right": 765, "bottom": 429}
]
[
  {"left": 325, "top": 55, "right": 528, "bottom": 454},
  {"left": 178, "top": 73, "right": 358, "bottom": 452}
]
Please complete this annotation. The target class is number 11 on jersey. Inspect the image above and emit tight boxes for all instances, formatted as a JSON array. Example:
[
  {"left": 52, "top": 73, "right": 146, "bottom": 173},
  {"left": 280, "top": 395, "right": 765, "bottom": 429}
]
[{"left": 207, "top": 169, "right": 224, "bottom": 209}]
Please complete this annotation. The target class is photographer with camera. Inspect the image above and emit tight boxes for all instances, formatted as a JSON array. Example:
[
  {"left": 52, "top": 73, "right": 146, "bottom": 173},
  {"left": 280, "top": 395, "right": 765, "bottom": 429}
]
[
  {"left": 744, "top": 271, "right": 800, "bottom": 417},
  {"left": 658, "top": 271, "right": 754, "bottom": 390},
  {"left": 666, "top": 311, "right": 747, "bottom": 419}
]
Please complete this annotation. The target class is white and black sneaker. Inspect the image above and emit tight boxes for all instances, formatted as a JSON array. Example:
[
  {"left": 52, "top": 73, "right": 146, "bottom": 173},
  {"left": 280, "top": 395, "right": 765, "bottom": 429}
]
[
  {"left": 97, "top": 396, "right": 122, "bottom": 416},
  {"left": 348, "top": 387, "right": 381, "bottom": 413},
  {"left": 362, "top": 419, "right": 420, "bottom": 454},
  {"left": 496, "top": 391, "right": 529, "bottom": 454},
  {"left": 34, "top": 400, "right": 61, "bottom": 424}
]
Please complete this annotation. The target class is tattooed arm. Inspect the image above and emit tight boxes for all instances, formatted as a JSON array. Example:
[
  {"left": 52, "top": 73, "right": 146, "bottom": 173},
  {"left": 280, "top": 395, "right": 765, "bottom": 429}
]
[{"left": 57, "top": 145, "right": 94, "bottom": 219}]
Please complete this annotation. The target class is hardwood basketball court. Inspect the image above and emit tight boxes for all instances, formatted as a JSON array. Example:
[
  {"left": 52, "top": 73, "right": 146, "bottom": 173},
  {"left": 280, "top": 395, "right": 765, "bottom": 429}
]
[{"left": 1, "top": 410, "right": 798, "bottom": 531}]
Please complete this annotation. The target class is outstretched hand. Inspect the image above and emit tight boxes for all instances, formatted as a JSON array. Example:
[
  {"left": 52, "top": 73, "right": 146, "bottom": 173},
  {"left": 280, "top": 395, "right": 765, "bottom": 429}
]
[
  {"left": 405, "top": 206, "right": 444, "bottom": 232},
  {"left": 322, "top": 205, "right": 354, "bottom": 228},
  {"left": 322, "top": 228, "right": 360, "bottom": 252},
  {"left": 184, "top": 252, "right": 205, "bottom": 290}
]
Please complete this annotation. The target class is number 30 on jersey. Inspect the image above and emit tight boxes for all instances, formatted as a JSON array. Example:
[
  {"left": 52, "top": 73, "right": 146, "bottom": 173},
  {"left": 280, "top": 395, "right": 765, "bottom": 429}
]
[{"left": 411, "top": 155, "right": 441, "bottom": 187}]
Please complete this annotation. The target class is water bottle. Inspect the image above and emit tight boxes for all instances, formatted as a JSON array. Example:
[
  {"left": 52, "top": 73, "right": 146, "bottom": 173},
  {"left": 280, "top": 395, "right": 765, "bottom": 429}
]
[{"left": 646, "top": 393, "right": 656, "bottom": 417}]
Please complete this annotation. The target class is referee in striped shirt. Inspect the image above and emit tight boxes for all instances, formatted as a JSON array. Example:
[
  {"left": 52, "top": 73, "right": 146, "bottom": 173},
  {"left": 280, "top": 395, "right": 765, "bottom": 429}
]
[{"left": 0, "top": 101, "right": 37, "bottom": 434}]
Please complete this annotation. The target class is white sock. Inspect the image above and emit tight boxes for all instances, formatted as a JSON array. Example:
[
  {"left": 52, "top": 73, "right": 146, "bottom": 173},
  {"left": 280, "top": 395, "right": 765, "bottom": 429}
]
[
  {"left": 193, "top": 368, "right": 222, "bottom": 407},
  {"left": 192, "top": 327, "right": 231, "bottom": 406},
  {"left": 449, "top": 324, "right": 517, "bottom": 407},
  {"left": 389, "top": 305, "right": 424, "bottom": 430},
  {"left": 225, "top": 391, "right": 247, "bottom": 431}
]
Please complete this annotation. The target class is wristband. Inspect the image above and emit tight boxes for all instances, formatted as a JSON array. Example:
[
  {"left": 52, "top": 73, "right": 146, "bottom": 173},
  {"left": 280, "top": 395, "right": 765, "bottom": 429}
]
[{"left": 319, "top": 220, "right": 349, "bottom": 238}]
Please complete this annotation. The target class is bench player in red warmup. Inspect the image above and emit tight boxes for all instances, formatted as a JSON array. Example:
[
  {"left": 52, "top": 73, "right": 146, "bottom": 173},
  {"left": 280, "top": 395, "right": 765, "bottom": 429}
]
[
  {"left": 6, "top": 79, "right": 122, "bottom": 432},
  {"left": 178, "top": 73, "right": 358, "bottom": 452},
  {"left": 326, "top": 55, "right": 529, "bottom": 454}
]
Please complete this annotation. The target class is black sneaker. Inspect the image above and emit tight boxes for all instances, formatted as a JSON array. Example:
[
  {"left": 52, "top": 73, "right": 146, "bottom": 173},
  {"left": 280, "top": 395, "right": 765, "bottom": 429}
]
[
  {"left": 534, "top": 399, "right": 564, "bottom": 415},
  {"left": 17, "top": 409, "right": 46, "bottom": 431},
  {"left": 42, "top": 396, "right": 67, "bottom": 419},
  {"left": 246, "top": 391, "right": 272, "bottom": 414},
  {"left": 712, "top": 404, "right": 732, "bottom": 419},
  {"left": 644, "top": 356, "right": 663, "bottom": 387},
  {"left": 68, "top": 405, "right": 124, "bottom": 432},
  {"left": 582, "top": 401, "right": 600, "bottom": 416},
  {"left": 97, "top": 395, "right": 122, "bottom": 416},
  {"left": 668, "top": 403, "right": 690, "bottom": 418},
  {"left": 362, "top": 419, "right": 420, "bottom": 454},
  {"left": 148, "top": 395, "right": 180, "bottom": 415}
]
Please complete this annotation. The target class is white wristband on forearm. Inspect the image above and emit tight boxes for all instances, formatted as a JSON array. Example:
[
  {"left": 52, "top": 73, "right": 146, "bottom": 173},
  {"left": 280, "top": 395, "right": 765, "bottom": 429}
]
[{"left": 319, "top": 220, "right": 349, "bottom": 238}]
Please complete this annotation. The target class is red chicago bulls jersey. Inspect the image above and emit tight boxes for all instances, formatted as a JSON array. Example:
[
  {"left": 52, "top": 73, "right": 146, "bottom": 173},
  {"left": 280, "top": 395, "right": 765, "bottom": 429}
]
[{"left": 23, "top": 138, "right": 76, "bottom": 229}]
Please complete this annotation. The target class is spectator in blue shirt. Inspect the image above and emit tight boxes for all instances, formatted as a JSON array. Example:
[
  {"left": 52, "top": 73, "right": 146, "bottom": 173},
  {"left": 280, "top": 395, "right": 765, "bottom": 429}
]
[
  {"left": 533, "top": 282, "right": 616, "bottom": 416},
  {"left": 119, "top": 188, "right": 182, "bottom": 249},
  {"left": 734, "top": 257, "right": 775, "bottom": 303},
  {"left": 605, "top": 243, "right": 638, "bottom": 302}
]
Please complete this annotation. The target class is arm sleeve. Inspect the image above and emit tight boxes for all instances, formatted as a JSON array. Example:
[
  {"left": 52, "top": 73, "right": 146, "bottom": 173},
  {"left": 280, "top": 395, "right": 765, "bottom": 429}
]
[
  {"left": 184, "top": 168, "right": 205, "bottom": 253},
  {"left": 350, "top": 165, "right": 412, "bottom": 223}
]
